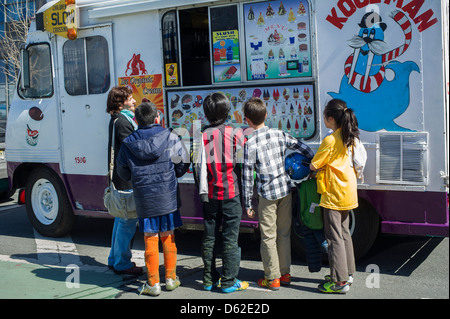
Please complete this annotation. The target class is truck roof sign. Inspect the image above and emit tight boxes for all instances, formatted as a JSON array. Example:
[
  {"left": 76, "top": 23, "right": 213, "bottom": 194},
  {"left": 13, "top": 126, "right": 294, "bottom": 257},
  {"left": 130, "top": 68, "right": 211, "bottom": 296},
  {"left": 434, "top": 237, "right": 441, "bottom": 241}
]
[{"left": 36, "top": 0, "right": 78, "bottom": 39}]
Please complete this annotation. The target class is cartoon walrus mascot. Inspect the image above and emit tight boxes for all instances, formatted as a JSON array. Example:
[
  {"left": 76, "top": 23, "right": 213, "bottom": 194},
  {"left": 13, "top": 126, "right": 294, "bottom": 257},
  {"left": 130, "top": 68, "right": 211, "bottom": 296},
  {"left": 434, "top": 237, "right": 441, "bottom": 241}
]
[
  {"left": 329, "top": 10, "right": 419, "bottom": 131},
  {"left": 345, "top": 10, "right": 415, "bottom": 93},
  {"left": 346, "top": 12, "right": 387, "bottom": 92}
]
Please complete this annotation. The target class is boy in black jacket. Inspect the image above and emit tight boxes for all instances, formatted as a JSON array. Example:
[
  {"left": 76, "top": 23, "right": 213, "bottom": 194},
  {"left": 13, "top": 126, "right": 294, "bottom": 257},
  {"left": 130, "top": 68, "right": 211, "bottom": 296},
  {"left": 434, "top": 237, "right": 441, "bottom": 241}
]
[{"left": 117, "top": 102, "right": 189, "bottom": 296}]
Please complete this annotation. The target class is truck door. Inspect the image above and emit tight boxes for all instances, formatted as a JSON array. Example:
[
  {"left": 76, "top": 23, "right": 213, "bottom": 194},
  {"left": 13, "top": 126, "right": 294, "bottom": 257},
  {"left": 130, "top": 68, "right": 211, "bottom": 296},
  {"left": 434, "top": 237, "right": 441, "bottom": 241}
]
[{"left": 56, "top": 25, "right": 114, "bottom": 176}]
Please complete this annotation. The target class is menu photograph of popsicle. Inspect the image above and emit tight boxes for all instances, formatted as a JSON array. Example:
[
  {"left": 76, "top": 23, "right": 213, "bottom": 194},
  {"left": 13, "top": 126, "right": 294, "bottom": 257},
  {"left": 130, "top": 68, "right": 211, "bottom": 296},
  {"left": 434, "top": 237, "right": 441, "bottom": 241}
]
[
  {"left": 244, "top": 0, "right": 312, "bottom": 80},
  {"left": 167, "top": 84, "right": 315, "bottom": 139}
]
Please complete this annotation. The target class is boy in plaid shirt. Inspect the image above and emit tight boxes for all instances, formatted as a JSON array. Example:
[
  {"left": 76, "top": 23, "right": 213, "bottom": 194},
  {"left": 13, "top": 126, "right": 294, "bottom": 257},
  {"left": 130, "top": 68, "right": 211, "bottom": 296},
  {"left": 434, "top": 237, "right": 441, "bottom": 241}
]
[{"left": 242, "top": 97, "right": 314, "bottom": 290}]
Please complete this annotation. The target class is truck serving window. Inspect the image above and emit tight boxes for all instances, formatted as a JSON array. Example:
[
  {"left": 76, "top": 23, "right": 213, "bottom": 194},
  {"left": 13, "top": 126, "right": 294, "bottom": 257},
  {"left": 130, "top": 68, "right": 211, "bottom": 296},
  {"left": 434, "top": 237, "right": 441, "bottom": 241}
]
[
  {"left": 63, "top": 36, "right": 110, "bottom": 96},
  {"left": 179, "top": 7, "right": 211, "bottom": 86},
  {"left": 19, "top": 43, "right": 53, "bottom": 99},
  {"left": 164, "top": 5, "right": 240, "bottom": 87}
]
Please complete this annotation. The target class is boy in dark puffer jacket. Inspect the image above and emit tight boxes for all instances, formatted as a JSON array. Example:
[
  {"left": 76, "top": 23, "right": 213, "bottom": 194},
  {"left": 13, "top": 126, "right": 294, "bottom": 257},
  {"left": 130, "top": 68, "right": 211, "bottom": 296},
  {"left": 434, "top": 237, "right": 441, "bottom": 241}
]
[{"left": 117, "top": 102, "right": 189, "bottom": 296}]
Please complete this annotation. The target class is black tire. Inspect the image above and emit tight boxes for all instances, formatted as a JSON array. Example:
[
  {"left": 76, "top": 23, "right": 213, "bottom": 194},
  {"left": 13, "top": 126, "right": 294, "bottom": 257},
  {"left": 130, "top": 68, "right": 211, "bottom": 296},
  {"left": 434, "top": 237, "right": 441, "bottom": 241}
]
[
  {"left": 350, "top": 198, "right": 380, "bottom": 260},
  {"left": 291, "top": 197, "right": 379, "bottom": 261},
  {"left": 0, "top": 188, "right": 16, "bottom": 200},
  {"left": 25, "top": 167, "right": 76, "bottom": 237}
]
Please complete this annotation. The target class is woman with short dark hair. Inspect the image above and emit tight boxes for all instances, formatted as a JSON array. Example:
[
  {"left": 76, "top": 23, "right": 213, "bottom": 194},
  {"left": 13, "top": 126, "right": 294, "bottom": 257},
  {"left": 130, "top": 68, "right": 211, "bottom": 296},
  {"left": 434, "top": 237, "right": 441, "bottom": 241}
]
[{"left": 106, "top": 86, "right": 142, "bottom": 276}]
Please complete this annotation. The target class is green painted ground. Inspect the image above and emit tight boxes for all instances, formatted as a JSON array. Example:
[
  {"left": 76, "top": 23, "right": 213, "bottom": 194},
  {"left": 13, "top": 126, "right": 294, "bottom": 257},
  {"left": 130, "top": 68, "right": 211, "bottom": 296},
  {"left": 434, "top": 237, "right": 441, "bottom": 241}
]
[{"left": 0, "top": 260, "right": 124, "bottom": 299}]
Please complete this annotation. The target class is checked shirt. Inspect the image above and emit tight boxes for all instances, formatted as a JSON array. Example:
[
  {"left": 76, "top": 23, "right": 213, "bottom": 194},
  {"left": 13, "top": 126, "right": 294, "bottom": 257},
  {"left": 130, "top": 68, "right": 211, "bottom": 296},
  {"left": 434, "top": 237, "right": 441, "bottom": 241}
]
[{"left": 243, "top": 126, "right": 314, "bottom": 209}]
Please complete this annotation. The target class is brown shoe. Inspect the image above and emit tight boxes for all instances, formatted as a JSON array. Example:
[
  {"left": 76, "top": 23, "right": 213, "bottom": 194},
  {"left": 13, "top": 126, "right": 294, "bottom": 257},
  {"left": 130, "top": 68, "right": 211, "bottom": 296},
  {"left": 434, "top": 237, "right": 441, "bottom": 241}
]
[{"left": 113, "top": 263, "right": 143, "bottom": 276}]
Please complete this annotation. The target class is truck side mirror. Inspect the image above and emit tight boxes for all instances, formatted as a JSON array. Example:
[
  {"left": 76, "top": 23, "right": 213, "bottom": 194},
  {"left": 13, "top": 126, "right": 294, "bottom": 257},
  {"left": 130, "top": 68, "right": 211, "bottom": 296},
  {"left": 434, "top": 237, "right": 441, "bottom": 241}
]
[{"left": 20, "top": 47, "right": 30, "bottom": 90}]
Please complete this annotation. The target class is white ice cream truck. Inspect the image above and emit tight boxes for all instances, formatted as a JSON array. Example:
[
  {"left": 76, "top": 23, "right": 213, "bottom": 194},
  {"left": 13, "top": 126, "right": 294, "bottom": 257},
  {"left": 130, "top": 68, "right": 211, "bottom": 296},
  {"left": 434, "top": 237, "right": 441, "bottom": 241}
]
[{"left": 5, "top": 0, "right": 449, "bottom": 259}]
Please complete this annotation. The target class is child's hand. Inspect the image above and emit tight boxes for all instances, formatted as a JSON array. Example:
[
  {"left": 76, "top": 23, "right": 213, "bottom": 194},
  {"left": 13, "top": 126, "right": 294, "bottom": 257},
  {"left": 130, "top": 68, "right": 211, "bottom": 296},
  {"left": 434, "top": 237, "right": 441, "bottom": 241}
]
[
  {"left": 247, "top": 208, "right": 255, "bottom": 219},
  {"left": 308, "top": 169, "right": 319, "bottom": 179}
]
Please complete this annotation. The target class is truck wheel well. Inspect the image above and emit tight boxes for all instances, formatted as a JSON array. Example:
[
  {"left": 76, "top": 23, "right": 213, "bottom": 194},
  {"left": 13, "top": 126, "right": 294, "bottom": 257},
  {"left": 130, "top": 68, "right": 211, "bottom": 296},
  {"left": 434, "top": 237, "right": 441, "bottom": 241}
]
[{"left": 12, "top": 163, "right": 52, "bottom": 189}]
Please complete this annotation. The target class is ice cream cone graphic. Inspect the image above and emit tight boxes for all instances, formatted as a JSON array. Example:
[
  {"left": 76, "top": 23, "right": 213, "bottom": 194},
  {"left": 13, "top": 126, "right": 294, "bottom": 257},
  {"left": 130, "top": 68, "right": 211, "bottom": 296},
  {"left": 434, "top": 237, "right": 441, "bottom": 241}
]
[{"left": 26, "top": 106, "right": 44, "bottom": 146}]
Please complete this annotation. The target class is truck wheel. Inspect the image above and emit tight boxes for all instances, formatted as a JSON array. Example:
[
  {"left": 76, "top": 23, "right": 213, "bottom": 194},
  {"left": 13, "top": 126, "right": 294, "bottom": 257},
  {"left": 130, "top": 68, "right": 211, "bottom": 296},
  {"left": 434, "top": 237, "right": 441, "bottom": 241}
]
[
  {"left": 350, "top": 198, "right": 379, "bottom": 260},
  {"left": 25, "top": 167, "right": 76, "bottom": 237},
  {"left": 291, "top": 197, "right": 379, "bottom": 261}
]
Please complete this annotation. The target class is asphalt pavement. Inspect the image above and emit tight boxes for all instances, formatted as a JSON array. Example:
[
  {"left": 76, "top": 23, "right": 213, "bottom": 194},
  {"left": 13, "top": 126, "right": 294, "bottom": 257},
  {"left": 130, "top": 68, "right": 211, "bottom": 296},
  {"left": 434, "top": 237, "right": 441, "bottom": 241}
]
[{"left": 0, "top": 191, "right": 448, "bottom": 308}]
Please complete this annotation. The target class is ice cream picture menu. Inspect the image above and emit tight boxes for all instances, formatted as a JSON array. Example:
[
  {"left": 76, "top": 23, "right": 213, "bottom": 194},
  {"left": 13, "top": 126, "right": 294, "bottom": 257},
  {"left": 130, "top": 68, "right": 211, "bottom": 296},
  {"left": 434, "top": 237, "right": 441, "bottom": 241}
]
[
  {"left": 167, "top": 83, "right": 315, "bottom": 139},
  {"left": 243, "top": 0, "right": 312, "bottom": 81}
]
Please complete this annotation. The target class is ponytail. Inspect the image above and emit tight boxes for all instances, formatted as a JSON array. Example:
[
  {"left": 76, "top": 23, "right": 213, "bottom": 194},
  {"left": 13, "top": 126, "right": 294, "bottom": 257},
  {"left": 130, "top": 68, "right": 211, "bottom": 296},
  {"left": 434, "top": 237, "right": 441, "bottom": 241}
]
[{"left": 323, "top": 99, "right": 360, "bottom": 147}]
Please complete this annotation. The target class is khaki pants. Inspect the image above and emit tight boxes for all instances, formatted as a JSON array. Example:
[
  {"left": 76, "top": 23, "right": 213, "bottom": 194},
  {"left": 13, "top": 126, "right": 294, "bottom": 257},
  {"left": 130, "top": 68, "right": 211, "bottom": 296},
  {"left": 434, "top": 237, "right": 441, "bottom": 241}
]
[
  {"left": 323, "top": 209, "right": 356, "bottom": 282},
  {"left": 258, "top": 193, "right": 292, "bottom": 280}
]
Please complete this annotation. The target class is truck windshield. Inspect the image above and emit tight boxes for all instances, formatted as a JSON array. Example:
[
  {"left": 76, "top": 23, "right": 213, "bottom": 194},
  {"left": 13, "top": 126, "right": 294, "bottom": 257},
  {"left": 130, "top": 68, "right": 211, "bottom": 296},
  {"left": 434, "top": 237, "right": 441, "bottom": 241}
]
[{"left": 18, "top": 43, "right": 53, "bottom": 99}]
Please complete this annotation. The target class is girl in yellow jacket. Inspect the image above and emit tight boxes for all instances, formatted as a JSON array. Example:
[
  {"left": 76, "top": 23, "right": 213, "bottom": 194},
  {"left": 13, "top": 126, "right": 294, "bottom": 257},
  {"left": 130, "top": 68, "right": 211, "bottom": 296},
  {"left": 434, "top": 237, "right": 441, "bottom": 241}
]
[{"left": 310, "top": 99, "right": 359, "bottom": 294}]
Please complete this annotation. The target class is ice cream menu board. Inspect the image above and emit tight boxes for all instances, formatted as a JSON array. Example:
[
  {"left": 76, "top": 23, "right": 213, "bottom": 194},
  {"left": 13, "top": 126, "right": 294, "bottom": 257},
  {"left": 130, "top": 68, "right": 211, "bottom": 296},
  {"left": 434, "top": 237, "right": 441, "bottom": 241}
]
[
  {"left": 167, "top": 83, "right": 315, "bottom": 139},
  {"left": 243, "top": 0, "right": 312, "bottom": 81},
  {"left": 210, "top": 5, "right": 241, "bottom": 83},
  {"left": 212, "top": 30, "right": 241, "bottom": 83}
]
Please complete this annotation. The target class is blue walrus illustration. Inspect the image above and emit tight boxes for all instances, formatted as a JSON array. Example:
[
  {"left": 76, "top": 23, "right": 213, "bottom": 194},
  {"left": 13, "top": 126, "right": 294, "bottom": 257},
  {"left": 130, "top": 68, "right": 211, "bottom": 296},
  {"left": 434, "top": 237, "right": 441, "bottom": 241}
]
[{"left": 328, "top": 10, "right": 419, "bottom": 132}]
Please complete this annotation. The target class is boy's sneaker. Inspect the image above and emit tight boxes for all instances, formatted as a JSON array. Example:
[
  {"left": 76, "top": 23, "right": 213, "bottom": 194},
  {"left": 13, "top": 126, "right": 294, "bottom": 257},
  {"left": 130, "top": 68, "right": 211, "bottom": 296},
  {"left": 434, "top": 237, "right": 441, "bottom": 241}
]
[
  {"left": 222, "top": 279, "right": 249, "bottom": 293},
  {"left": 318, "top": 281, "right": 350, "bottom": 294},
  {"left": 257, "top": 278, "right": 280, "bottom": 291},
  {"left": 204, "top": 278, "right": 221, "bottom": 291},
  {"left": 324, "top": 274, "right": 354, "bottom": 286},
  {"left": 138, "top": 282, "right": 161, "bottom": 296},
  {"left": 166, "top": 276, "right": 181, "bottom": 291},
  {"left": 280, "top": 273, "right": 291, "bottom": 286}
]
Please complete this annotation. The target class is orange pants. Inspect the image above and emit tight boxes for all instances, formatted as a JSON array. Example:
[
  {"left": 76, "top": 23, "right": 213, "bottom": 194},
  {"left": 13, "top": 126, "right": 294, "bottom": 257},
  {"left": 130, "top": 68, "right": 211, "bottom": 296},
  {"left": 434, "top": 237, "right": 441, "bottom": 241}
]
[{"left": 144, "top": 233, "right": 177, "bottom": 285}]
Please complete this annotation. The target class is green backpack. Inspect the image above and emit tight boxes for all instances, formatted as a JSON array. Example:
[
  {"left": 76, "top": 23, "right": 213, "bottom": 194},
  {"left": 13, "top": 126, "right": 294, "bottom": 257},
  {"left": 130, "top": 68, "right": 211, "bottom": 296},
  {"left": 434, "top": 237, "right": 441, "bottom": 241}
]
[{"left": 297, "top": 179, "right": 323, "bottom": 230}]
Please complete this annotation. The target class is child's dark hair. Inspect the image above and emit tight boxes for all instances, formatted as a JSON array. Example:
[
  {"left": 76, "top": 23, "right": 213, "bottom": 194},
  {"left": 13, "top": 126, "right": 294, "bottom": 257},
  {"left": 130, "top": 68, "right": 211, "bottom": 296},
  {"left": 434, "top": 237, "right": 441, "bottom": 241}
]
[
  {"left": 106, "top": 86, "right": 132, "bottom": 114},
  {"left": 203, "top": 92, "right": 230, "bottom": 126},
  {"left": 324, "top": 99, "right": 360, "bottom": 147},
  {"left": 135, "top": 101, "right": 158, "bottom": 126},
  {"left": 243, "top": 97, "right": 267, "bottom": 126}
]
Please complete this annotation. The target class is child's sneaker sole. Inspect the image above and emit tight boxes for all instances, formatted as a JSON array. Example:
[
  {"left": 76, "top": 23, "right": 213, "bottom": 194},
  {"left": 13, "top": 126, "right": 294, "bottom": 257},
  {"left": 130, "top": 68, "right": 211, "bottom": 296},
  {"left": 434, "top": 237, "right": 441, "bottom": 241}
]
[
  {"left": 222, "top": 279, "right": 249, "bottom": 293},
  {"left": 257, "top": 278, "right": 280, "bottom": 291},
  {"left": 166, "top": 276, "right": 181, "bottom": 291},
  {"left": 280, "top": 274, "right": 291, "bottom": 286},
  {"left": 324, "top": 275, "right": 353, "bottom": 286},
  {"left": 318, "top": 281, "right": 350, "bottom": 294},
  {"left": 204, "top": 278, "right": 221, "bottom": 291},
  {"left": 138, "top": 282, "right": 161, "bottom": 296}
]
